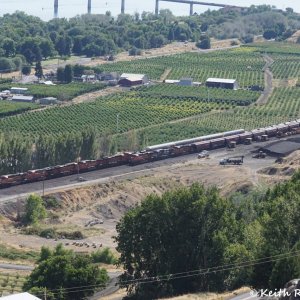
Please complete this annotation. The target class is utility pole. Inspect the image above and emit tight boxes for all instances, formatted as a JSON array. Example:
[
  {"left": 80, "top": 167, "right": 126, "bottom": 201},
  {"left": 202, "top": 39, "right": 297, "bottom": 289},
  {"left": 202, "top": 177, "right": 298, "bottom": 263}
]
[
  {"left": 44, "top": 287, "right": 47, "bottom": 300},
  {"left": 42, "top": 179, "right": 45, "bottom": 197}
]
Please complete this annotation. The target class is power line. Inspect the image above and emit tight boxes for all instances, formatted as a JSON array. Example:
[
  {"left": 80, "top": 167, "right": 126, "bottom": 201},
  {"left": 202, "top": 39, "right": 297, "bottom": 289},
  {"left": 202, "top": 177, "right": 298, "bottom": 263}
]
[{"left": 28, "top": 249, "right": 300, "bottom": 296}]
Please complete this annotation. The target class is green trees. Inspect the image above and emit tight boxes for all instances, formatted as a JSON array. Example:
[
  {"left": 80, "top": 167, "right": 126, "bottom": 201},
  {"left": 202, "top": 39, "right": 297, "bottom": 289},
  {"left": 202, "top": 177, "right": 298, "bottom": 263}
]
[
  {"left": 22, "top": 65, "right": 32, "bottom": 75},
  {"left": 35, "top": 61, "right": 43, "bottom": 79},
  {"left": 0, "top": 7, "right": 297, "bottom": 67},
  {"left": 64, "top": 64, "right": 73, "bottom": 83},
  {"left": 196, "top": 36, "right": 211, "bottom": 49},
  {"left": 251, "top": 173, "right": 300, "bottom": 289},
  {"left": 115, "top": 173, "right": 300, "bottom": 299},
  {"left": 24, "top": 244, "right": 109, "bottom": 300},
  {"left": 2, "top": 38, "right": 16, "bottom": 57},
  {"left": 115, "top": 184, "right": 240, "bottom": 299},
  {"left": 56, "top": 65, "right": 74, "bottom": 83},
  {"left": 24, "top": 194, "right": 47, "bottom": 225},
  {"left": 0, "top": 57, "right": 15, "bottom": 73}
]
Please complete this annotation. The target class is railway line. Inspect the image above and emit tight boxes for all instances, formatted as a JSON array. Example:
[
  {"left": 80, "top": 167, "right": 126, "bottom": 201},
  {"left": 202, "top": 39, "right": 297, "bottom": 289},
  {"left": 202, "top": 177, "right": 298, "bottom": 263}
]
[{"left": 1, "top": 120, "right": 300, "bottom": 201}]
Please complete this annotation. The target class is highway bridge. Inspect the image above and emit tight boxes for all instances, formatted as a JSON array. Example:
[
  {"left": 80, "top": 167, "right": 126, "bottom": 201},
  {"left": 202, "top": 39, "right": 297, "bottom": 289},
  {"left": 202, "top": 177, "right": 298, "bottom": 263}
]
[
  {"left": 156, "top": 0, "right": 245, "bottom": 16},
  {"left": 53, "top": 0, "right": 245, "bottom": 18}
]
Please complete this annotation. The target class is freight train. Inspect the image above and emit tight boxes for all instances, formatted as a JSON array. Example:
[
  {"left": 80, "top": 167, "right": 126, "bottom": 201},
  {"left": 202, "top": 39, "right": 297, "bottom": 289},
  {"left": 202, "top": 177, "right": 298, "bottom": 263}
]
[{"left": 1, "top": 120, "right": 300, "bottom": 189}]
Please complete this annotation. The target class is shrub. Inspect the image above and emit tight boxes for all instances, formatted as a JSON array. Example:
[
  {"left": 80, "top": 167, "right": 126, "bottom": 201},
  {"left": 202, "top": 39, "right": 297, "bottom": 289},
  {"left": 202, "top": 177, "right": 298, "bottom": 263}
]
[{"left": 91, "top": 247, "right": 117, "bottom": 264}]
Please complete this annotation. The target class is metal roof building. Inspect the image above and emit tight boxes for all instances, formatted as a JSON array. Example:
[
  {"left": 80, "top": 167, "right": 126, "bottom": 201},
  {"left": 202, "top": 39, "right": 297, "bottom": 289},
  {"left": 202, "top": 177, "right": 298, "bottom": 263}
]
[
  {"left": 11, "top": 95, "right": 34, "bottom": 103},
  {"left": 10, "top": 87, "right": 28, "bottom": 94},
  {"left": 0, "top": 292, "right": 41, "bottom": 300},
  {"left": 118, "top": 73, "right": 149, "bottom": 87},
  {"left": 206, "top": 78, "right": 239, "bottom": 90}
]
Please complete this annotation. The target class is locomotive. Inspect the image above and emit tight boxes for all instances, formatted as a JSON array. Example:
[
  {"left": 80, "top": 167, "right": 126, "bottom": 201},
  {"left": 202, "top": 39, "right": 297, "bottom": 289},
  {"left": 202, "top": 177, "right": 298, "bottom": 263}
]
[{"left": 1, "top": 120, "right": 300, "bottom": 189}]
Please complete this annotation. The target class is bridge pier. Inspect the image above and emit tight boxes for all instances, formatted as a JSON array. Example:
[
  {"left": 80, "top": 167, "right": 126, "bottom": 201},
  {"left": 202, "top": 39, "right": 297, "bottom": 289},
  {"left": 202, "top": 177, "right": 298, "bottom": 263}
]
[
  {"left": 190, "top": 3, "right": 193, "bottom": 15},
  {"left": 121, "top": 0, "right": 125, "bottom": 14},
  {"left": 88, "top": 0, "right": 91, "bottom": 14},
  {"left": 155, "top": 0, "right": 159, "bottom": 15},
  {"left": 54, "top": 0, "right": 58, "bottom": 18}
]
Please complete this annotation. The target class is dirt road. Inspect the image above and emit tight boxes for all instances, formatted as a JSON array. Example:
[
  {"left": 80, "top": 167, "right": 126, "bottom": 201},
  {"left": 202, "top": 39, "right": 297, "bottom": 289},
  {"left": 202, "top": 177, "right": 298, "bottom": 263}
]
[{"left": 256, "top": 54, "right": 274, "bottom": 105}]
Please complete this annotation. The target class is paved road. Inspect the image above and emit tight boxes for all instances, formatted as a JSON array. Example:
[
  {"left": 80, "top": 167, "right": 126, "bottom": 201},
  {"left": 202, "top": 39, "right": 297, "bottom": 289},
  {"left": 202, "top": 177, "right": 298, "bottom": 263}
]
[
  {"left": 0, "top": 263, "right": 34, "bottom": 271},
  {"left": 89, "top": 271, "right": 122, "bottom": 300}
]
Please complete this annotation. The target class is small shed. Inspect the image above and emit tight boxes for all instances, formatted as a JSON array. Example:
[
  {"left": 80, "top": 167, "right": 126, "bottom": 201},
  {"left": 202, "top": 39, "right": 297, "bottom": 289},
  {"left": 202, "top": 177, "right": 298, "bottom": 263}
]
[
  {"left": 39, "top": 97, "right": 59, "bottom": 105},
  {"left": 179, "top": 78, "right": 193, "bottom": 86},
  {"left": 81, "top": 75, "right": 96, "bottom": 82},
  {"left": 0, "top": 292, "right": 41, "bottom": 300},
  {"left": 164, "top": 79, "right": 180, "bottom": 84},
  {"left": 99, "top": 72, "right": 119, "bottom": 81},
  {"left": 11, "top": 95, "right": 34, "bottom": 103},
  {"left": 206, "top": 78, "right": 239, "bottom": 90},
  {"left": 10, "top": 87, "right": 28, "bottom": 95},
  {"left": 118, "top": 73, "right": 149, "bottom": 87}
]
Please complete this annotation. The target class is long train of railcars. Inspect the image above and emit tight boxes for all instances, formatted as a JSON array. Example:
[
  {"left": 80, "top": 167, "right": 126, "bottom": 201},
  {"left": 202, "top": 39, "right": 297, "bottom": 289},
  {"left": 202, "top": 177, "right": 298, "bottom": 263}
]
[{"left": 1, "top": 120, "right": 300, "bottom": 189}]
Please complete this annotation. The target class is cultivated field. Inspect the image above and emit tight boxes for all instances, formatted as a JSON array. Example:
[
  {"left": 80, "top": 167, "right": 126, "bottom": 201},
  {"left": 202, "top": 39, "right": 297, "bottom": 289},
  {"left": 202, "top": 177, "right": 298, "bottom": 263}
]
[
  {"left": 138, "top": 87, "right": 300, "bottom": 145},
  {"left": 0, "top": 43, "right": 299, "bottom": 150},
  {"left": 0, "top": 82, "right": 106, "bottom": 102},
  {"left": 95, "top": 48, "right": 265, "bottom": 88},
  {"left": 0, "top": 84, "right": 260, "bottom": 137},
  {"left": 0, "top": 101, "right": 38, "bottom": 117}
]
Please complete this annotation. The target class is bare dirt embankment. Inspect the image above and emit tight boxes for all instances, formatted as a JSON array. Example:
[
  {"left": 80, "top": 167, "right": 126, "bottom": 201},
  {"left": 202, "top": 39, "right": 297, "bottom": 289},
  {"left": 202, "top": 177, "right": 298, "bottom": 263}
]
[{"left": 259, "top": 150, "right": 300, "bottom": 183}]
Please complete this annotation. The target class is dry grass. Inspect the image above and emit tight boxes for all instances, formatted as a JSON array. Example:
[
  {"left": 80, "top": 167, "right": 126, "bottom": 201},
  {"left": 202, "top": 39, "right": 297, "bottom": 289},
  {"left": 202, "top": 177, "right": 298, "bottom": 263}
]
[{"left": 159, "top": 287, "right": 251, "bottom": 300}]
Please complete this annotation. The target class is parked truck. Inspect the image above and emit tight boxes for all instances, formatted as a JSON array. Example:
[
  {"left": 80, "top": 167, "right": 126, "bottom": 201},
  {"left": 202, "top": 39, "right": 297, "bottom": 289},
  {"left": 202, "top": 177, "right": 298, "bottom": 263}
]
[
  {"left": 252, "top": 151, "right": 266, "bottom": 159},
  {"left": 219, "top": 156, "right": 244, "bottom": 165}
]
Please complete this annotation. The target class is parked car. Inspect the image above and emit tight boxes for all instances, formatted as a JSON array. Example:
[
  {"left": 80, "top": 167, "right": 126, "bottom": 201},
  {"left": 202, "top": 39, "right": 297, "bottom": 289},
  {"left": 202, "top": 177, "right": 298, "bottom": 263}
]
[{"left": 198, "top": 150, "right": 209, "bottom": 158}]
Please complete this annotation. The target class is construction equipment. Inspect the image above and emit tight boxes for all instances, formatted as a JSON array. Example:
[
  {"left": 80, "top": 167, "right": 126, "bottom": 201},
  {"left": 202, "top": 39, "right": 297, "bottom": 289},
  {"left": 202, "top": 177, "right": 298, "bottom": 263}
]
[
  {"left": 219, "top": 156, "right": 244, "bottom": 165},
  {"left": 252, "top": 151, "right": 266, "bottom": 159}
]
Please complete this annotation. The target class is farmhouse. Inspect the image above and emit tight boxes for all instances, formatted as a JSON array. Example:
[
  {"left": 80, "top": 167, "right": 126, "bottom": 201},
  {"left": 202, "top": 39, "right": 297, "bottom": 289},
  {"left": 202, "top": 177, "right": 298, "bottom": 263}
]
[
  {"left": 118, "top": 73, "right": 149, "bottom": 87},
  {"left": 81, "top": 74, "right": 96, "bottom": 82},
  {"left": 11, "top": 95, "right": 34, "bottom": 103},
  {"left": 39, "top": 97, "right": 59, "bottom": 105},
  {"left": 206, "top": 78, "right": 239, "bottom": 90}
]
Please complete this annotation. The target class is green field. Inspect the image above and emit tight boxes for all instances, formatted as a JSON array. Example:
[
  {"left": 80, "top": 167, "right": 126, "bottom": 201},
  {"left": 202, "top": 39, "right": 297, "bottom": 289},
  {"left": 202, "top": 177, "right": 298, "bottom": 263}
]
[
  {"left": 0, "top": 82, "right": 106, "bottom": 101},
  {"left": 0, "top": 101, "right": 38, "bottom": 118},
  {"left": 136, "top": 87, "right": 300, "bottom": 145},
  {"left": 0, "top": 43, "right": 300, "bottom": 167},
  {"left": 95, "top": 48, "right": 265, "bottom": 88}
]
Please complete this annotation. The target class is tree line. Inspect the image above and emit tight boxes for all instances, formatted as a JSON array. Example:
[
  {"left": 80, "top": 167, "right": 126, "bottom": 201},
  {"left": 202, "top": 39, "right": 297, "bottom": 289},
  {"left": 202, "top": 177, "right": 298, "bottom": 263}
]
[
  {"left": 0, "top": 129, "right": 143, "bottom": 175},
  {"left": 115, "top": 174, "right": 300, "bottom": 299},
  {"left": 0, "top": 6, "right": 299, "bottom": 73}
]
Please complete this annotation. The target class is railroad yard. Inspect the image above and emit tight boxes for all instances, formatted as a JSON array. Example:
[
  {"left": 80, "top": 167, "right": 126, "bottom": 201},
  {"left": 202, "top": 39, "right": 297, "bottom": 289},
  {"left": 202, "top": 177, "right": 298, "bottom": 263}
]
[{"left": 0, "top": 133, "right": 298, "bottom": 255}]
